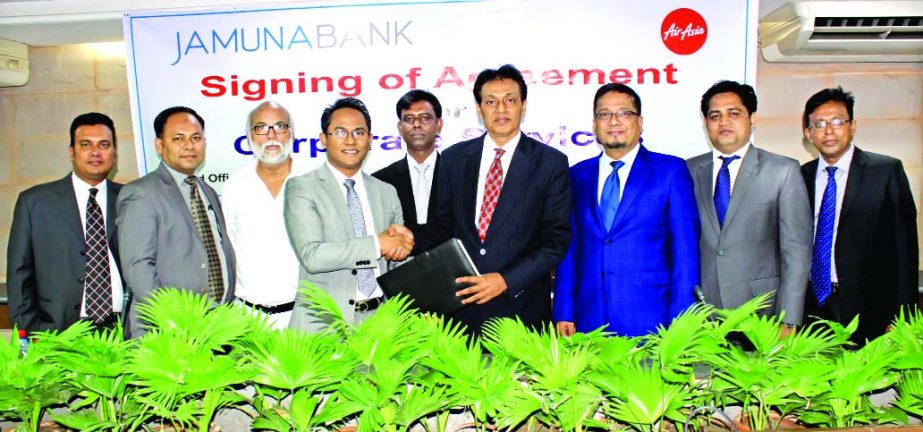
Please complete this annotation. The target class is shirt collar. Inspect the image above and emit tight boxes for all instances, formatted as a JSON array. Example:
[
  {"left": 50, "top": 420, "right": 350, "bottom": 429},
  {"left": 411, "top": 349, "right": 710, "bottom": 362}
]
[
  {"left": 818, "top": 144, "right": 855, "bottom": 175},
  {"left": 71, "top": 172, "right": 108, "bottom": 192},
  {"left": 600, "top": 142, "right": 641, "bottom": 170},
  {"left": 325, "top": 162, "right": 365, "bottom": 188},
  {"left": 163, "top": 163, "right": 196, "bottom": 186},
  {"left": 712, "top": 142, "right": 751, "bottom": 162},
  {"left": 406, "top": 150, "right": 438, "bottom": 171},
  {"left": 484, "top": 132, "right": 521, "bottom": 157}
]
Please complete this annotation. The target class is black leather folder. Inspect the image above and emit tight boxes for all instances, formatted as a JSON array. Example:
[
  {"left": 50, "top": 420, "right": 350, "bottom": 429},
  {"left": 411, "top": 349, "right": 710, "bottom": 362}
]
[{"left": 377, "top": 238, "right": 479, "bottom": 315}]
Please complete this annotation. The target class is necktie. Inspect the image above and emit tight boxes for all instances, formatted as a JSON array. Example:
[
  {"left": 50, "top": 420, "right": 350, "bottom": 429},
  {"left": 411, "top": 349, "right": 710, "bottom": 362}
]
[
  {"left": 477, "top": 148, "right": 505, "bottom": 242},
  {"left": 413, "top": 164, "right": 430, "bottom": 224},
  {"left": 185, "top": 176, "right": 224, "bottom": 302},
  {"left": 714, "top": 155, "right": 740, "bottom": 228},
  {"left": 599, "top": 160, "right": 625, "bottom": 231},
  {"left": 811, "top": 166, "right": 838, "bottom": 306},
  {"left": 83, "top": 188, "right": 112, "bottom": 323},
  {"left": 344, "top": 179, "right": 377, "bottom": 296}
]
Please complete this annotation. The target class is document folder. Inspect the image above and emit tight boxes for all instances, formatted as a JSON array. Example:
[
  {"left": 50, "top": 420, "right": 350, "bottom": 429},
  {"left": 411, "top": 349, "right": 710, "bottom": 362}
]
[{"left": 377, "top": 238, "right": 479, "bottom": 315}]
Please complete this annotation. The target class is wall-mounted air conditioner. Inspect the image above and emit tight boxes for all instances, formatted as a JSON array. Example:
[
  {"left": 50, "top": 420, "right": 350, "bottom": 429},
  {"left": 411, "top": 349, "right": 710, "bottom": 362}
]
[
  {"left": 0, "top": 38, "right": 29, "bottom": 87},
  {"left": 760, "top": 1, "right": 923, "bottom": 62}
]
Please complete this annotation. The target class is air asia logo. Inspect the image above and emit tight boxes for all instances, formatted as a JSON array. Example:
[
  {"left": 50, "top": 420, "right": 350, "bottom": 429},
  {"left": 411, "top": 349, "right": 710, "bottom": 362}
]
[{"left": 661, "top": 8, "right": 708, "bottom": 55}]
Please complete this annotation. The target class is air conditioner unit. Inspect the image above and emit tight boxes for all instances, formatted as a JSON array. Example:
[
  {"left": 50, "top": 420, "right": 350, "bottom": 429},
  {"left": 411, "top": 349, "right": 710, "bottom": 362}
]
[
  {"left": 0, "top": 38, "right": 29, "bottom": 87},
  {"left": 760, "top": 1, "right": 923, "bottom": 62}
]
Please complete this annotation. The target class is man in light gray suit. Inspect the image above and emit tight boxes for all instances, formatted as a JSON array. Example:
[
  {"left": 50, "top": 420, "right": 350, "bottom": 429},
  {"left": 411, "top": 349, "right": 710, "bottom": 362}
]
[
  {"left": 687, "top": 81, "right": 812, "bottom": 332},
  {"left": 285, "top": 97, "right": 413, "bottom": 332},
  {"left": 118, "top": 106, "right": 236, "bottom": 337}
]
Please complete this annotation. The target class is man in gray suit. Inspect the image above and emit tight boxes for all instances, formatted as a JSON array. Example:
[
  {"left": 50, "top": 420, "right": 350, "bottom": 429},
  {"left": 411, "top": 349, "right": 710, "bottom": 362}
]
[
  {"left": 118, "top": 106, "right": 236, "bottom": 337},
  {"left": 284, "top": 97, "right": 412, "bottom": 332},
  {"left": 687, "top": 81, "right": 812, "bottom": 332},
  {"left": 8, "top": 112, "right": 124, "bottom": 334}
]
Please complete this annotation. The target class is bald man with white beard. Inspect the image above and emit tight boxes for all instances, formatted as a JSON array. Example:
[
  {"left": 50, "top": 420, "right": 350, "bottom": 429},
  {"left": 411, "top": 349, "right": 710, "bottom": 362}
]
[{"left": 222, "top": 101, "right": 308, "bottom": 328}]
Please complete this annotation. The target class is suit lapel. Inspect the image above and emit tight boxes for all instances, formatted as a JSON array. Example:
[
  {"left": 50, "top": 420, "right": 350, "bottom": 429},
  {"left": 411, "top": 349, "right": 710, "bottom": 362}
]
[
  {"left": 840, "top": 147, "right": 866, "bottom": 222},
  {"left": 393, "top": 157, "right": 416, "bottom": 224},
  {"left": 427, "top": 153, "right": 440, "bottom": 221},
  {"left": 54, "top": 175, "right": 84, "bottom": 239},
  {"left": 364, "top": 172, "right": 390, "bottom": 232},
  {"left": 695, "top": 158, "right": 721, "bottom": 234},
  {"left": 490, "top": 134, "right": 536, "bottom": 235},
  {"left": 105, "top": 181, "right": 120, "bottom": 244},
  {"left": 461, "top": 138, "right": 483, "bottom": 232},
  {"left": 723, "top": 146, "right": 760, "bottom": 228},
  {"left": 609, "top": 146, "right": 649, "bottom": 233},
  {"left": 584, "top": 156, "right": 605, "bottom": 231},
  {"left": 318, "top": 165, "right": 353, "bottom": 237},
  {"left": 156, "top": 164, "right": 197, "bottom": 230}
]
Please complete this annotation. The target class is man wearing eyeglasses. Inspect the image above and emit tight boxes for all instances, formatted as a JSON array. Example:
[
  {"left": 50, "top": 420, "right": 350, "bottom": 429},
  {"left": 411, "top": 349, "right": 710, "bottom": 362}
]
[
  {"left": 410, "top": 64, "right": 571, "bottom": 337},
  {"left": 553, "top": 83, "right": 699, "bottom": 337},
  {"left": 118, "top": 106, "right": 237, "bottom": 337},
  {"left": 687, "top": 81, "right": 812, "bottom": 334},
  {"left": 373, "top": 90, "right": 444, "bottom": 228},
  {"left": 284, "top": 97, "right": 412, "bottom": 332},
  {"left": 800, "top": 87, "right": 918, "bottom": 344},
  {"left": 221, "top": 101, "right": 307, "bottom": 329}
]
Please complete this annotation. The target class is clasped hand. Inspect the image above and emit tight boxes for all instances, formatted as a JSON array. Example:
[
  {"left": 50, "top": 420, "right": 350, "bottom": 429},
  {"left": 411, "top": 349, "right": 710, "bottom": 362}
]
[{"left": 378, "top": 224, "right": 414, "bottom": 261}]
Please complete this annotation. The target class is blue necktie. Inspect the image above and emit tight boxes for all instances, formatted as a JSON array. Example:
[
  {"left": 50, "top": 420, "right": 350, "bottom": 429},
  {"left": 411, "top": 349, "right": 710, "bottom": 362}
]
[
  {"left": 713, "top": 155, "right": 740, "bottom": 228},
  {"left": 811, "top": 166, "right": 838, "bottom": 306},
  {"left": 600, "top": 160, "right": 625, "bottom": 231}
]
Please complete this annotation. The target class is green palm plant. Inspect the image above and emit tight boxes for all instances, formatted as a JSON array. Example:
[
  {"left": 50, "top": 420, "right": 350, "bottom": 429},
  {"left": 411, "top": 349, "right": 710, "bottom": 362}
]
[
  {"left": 37, "top": 321, "right": 150, "bottom": 431},
  {"left": 127, "top": 288, "right": 255, "bottom": 432},
  {"left": 889, "top": 307, "right": 923, "bottom": 421},
  {"left": 0, "top": 327, "right": 72, "bottom": 432},
  {"left": 481, "top": 319, "right": 606, "bottom": 432}
]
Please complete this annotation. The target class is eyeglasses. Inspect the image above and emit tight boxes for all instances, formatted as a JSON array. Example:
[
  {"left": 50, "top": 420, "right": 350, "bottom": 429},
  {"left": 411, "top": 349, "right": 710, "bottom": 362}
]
[
  {"left": 594, "top": 110, "right": 639, "bottom": 122},
  {"left": 327, "top": 128, "right": 369, "bottom": 140},
  {"left": 252, "top": 123, "right": 290, "bottom": 135},
  {"left": 808, "top": 118, "right": 851, "bottom": 130},
  {"left": 401, "top": 114, "right": 436, "bottom": 126}
]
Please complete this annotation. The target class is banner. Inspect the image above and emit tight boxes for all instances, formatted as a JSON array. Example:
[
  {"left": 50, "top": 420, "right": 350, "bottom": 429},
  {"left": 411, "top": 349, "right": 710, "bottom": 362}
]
[{"left": 124, "top": 0, "right": 758, "bottom": 192}]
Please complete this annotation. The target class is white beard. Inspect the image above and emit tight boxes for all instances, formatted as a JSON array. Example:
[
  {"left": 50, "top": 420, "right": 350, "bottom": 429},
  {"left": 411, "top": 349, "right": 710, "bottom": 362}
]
[{"left": 251, "top": 138, "right": 293, "bottom": 165}]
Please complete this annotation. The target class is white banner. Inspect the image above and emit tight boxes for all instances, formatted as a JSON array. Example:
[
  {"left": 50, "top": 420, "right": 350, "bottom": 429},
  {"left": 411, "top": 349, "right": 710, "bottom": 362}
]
[{"left": 124, "top": 0, "right": 758, "bottom": 192}]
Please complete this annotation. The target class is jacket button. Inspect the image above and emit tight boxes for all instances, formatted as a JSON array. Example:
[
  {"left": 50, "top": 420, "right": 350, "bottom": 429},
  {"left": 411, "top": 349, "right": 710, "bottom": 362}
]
[
  {"left": 73, "top": 304, "right": 79, "bottom": 311},
  {"left": 351, "top": 270, "right": 357, "bottom": 275},
  {"left": 480, "top": 248, "right": 486, "bottom": 255},
  {"left": 348, "top": 299, "right": 355, "bottom": 305},
  {"left": 78, "top": 277, "right": 85, "bottom": 283},
  {"left": 79, "top": 250, "right": 86, "bottom": 256},
  {"left": 718, "top": 249, "right": 725, "bottom": 256},
  {"left": 604, "top": 240, "right": 612, "bottom": 246}
]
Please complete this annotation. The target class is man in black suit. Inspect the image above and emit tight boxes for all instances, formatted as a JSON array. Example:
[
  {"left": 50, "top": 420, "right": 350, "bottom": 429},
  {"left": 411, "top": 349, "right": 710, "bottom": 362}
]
[
  {"left": 7, "top": 112, "right": 124, "bottom": 334},
  {"left": 373, "top": 90, "right": 443, "bottom": 228},
  {"left": 411, "top": 64, "right": 571, "bottom": 336},
  {"left": 801, "top": 87, "right": 919, "bottom": 344}
]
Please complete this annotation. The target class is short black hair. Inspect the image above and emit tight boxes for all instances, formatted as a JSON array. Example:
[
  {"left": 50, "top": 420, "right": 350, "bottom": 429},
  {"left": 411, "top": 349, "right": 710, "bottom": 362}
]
[
  {"left": 395, "top": 89, "right": 443, "bottom": 119},
  {"left": 70, "top": 112, "right": 116, "bottom": 148},
  {"left": 154, "top": 106, "right": 205, "bottom": 139},
  {"left": 593, "top": 83, "right": 642, "bottom": 116},
  {"left": 473, "top": 64, "right": 528, "bottom": 104},
  {"left": 321, "top": 97, "right": 372, "bottom": 133},
  {"left": 803, "top": 86, "right": 855, "bottom": 129},
  {"left": 700, "top": 80, "right": 757, "bottom": 117}
]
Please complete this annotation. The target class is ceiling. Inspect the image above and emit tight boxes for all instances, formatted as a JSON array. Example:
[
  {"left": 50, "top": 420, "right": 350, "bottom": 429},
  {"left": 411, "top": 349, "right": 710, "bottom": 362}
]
[{"left": 0, "top": 0, "right": 799, "bottom": 46}]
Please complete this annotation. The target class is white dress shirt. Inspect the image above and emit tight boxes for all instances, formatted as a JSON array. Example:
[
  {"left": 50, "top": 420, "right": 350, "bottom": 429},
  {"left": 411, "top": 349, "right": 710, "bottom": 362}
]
[
  {"left": 407, "top": 151, "right": 438, "bottom": 224},
  {"left": 711, "top": 142, "right": 752, "bottom": 195},
  {"left": 596, "top": 144, "right": 640, "bottom": 205},
  {"left": 327, "top": 164, "right": 384, "bottom": 301},
  {"left": 813, "top": 144, "right": 854, "bottom": 284},
  {"left": 474, "top": 134, "right": 521, "bottom": 222},
  {"left": 71, "top": 174, "right": 124, "bottom": 314},
  {"left": 222, "top": 158, "right": 309, "bottom": 312}
]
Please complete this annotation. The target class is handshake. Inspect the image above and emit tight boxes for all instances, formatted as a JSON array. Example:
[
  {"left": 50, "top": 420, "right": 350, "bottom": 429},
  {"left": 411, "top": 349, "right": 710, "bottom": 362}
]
[{"left": 378, "top": 224, "right": 414, "bottom": 261}]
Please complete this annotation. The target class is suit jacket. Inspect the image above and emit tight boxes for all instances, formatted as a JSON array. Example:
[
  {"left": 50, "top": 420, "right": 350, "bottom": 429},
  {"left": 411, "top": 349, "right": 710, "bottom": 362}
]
[
  {"left": 554, "top": 146, "right": 699, "bottom": 336},
  {"left": 284, "top": 164, "right": 403, "bottom": 332},
  {"left": 411, "top": 133, "right": 571, "bottom": 335},
  {"left": 7, "top": 175, "right": 122, "bottom": 334},
  {"left": 372, "top": 153, "right": 440, "bottom": 228},
  {"left": 687, "top": 146, "right": 812, "bottom": 324},
  {"left": 117, "top": 163, "right": 236, "bottom": 336},
  {"left": 802, "top": 147, "right": 919, "bottom": 342}
]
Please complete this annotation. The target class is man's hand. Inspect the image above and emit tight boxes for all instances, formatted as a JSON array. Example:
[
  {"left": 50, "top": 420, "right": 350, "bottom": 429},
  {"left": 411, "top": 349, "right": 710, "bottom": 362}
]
[
  {"left": 456, "top": 272, "right": 507, "bottom": 304},
  {"left": 378, "top": 224, "right": 413, "bottom": 261},
  {"left": 556, "top": 321, "right": 576, "bottom": 337}
]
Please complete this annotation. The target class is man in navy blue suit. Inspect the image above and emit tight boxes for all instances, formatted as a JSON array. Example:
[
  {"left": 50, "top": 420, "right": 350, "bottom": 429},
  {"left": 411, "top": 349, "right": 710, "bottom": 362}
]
[
  {"left": 553, "top": 83, "right": 699, "bottom": 337},
  {"left": 411, "top": 64, "right": 571, "bottom": 336}
]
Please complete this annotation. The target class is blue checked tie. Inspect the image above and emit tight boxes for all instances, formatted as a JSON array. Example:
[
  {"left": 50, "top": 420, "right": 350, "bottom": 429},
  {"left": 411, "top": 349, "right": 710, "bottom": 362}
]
[
  {"left": 713, "top": 155, "right": 740, "bottom": 228},
  {"left": 811, "top": 166, "right": 837, "bottom": 306},
  {"left": 599, "top": 160, "right": 625, "bottom": 231},
  {"left": 344, "top": 179, "right": 377, "bottom": 296}
]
